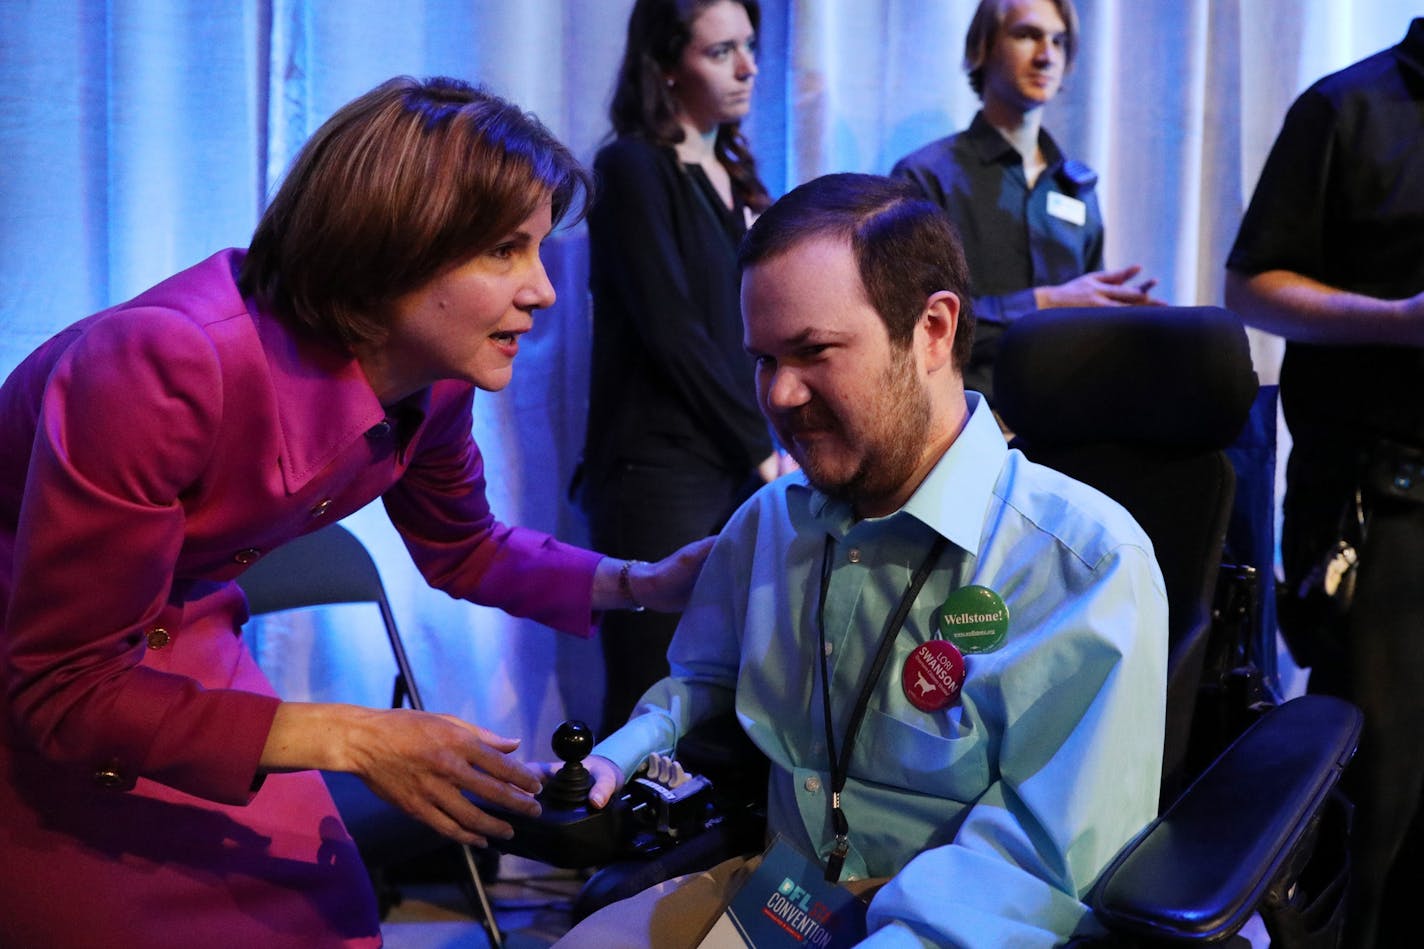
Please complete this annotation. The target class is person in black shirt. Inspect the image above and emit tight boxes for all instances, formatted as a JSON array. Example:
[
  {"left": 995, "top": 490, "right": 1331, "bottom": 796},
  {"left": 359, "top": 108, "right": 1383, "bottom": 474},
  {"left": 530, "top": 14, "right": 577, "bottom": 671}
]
[
  {"left": 576, "top": 0, "right": 780, "bottom": 735},
  {"left": 1225, "top": 19, "right": 1424, "bottom": 948},
  {"left": 892, "top": 0, "right": 1159, "bottom": 403}
]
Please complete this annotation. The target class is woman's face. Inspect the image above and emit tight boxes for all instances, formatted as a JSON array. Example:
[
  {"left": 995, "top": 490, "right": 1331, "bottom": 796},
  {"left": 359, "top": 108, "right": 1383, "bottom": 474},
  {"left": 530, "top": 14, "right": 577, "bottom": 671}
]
[
  {"left": 667, "top": 1, "right": 758, "bottom": 134},
  {"left": 379, "top": 201, "right": 556, "bottom": 396}
]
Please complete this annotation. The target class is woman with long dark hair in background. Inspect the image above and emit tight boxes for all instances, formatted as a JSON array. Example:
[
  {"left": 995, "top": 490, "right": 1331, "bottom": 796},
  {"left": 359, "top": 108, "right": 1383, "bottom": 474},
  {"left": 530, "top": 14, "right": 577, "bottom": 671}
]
[{"left": 577, "top": 0, "right": 781, "bottom": 735}]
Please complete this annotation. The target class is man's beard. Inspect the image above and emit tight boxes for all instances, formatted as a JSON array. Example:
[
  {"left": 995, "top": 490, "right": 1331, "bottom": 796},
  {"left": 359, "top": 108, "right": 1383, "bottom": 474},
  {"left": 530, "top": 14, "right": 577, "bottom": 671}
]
[{"left": 788, "top": 349, "right": 932, "bottom": 514}]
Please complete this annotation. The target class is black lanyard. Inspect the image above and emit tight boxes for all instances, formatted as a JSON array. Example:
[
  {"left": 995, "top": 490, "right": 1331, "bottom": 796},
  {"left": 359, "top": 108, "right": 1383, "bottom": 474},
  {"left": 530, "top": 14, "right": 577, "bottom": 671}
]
[{"left": 816, "top": 534, "right": 949, "bottom": 882}]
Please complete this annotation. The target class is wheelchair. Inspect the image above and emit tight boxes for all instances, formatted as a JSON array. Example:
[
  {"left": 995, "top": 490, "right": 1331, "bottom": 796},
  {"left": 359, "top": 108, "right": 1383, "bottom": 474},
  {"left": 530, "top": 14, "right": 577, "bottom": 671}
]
[{"left": 491, "top": 306, "right": 1362, "bottom": 947}]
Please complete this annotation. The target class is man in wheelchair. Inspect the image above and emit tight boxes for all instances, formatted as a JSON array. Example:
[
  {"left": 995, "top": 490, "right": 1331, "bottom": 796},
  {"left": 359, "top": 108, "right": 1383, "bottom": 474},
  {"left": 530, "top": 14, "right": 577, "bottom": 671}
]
[{"left": 558, "top": 173, "right": 1169, "bottom": 947}]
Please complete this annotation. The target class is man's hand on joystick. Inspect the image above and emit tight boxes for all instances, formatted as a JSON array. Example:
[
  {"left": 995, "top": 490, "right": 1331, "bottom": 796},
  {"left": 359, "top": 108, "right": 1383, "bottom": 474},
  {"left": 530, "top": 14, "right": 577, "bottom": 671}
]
[
  {"left": 536, "top": 720, "right": 625, "bottom": 809},
  {"left": 540, "top": 721, "right": 593, "bottom": 809}
]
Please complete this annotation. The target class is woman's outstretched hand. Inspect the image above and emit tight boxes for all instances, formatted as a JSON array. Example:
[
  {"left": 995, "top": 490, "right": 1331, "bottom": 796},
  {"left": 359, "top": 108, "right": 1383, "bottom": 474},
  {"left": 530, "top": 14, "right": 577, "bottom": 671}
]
[{"left": 262, "top": 703, "right": 543, "bottom": 848}]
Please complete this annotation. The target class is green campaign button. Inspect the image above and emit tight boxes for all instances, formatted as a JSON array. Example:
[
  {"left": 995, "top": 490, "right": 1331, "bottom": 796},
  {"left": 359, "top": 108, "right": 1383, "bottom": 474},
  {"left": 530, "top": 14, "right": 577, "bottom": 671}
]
[{"left": 935, "top": 585, "right": 1008, "bottom": 653}]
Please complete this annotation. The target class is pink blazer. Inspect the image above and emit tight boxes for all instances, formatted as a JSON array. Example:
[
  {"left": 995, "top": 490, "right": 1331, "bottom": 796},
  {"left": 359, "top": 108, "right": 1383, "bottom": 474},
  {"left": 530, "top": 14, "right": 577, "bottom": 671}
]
[{"left": 0, "top": 250, "right": 601, "bottom": 946}]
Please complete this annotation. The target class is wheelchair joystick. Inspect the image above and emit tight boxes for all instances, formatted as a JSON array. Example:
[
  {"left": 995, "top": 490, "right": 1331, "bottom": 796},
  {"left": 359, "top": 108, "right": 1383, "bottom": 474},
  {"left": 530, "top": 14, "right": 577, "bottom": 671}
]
[
  {"left": 484, "top": 719, "right": 746, "bottom": 873},
  {"left": 481, "top": 719, "right": 627, "bottom": 867},
  {"left": 541, "top": 720, "right": 595, "bottom": 810}
]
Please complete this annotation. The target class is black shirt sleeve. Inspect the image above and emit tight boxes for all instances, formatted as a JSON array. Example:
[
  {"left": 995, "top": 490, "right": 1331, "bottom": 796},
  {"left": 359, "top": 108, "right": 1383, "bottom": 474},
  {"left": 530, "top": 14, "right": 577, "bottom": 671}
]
[{"left": 1226, "top": 89, "right": 1336, "bottom": 280}]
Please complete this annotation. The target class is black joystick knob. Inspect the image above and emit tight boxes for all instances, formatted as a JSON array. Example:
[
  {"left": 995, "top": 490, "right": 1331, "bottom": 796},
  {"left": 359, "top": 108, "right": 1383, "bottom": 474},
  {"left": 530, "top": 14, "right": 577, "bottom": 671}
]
[
  {"left": 541, "top": 720, "right": 595, "bottom": 810},
  {"left": 552, "top": 720, "right": 594, "bottom": 764}
]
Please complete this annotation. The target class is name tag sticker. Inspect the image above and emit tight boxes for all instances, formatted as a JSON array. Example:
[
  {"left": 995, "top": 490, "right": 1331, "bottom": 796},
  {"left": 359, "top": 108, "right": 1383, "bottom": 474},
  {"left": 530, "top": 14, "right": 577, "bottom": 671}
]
[{"left": 1047, "top": 190, "right": 1087, "bottom": 226}]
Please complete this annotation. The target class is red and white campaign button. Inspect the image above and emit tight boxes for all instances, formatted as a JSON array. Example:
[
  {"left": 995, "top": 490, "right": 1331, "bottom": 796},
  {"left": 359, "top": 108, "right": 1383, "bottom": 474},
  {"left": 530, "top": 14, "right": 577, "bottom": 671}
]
[{"left": 901, "top": 640, "right": 966, "bottom": 712}]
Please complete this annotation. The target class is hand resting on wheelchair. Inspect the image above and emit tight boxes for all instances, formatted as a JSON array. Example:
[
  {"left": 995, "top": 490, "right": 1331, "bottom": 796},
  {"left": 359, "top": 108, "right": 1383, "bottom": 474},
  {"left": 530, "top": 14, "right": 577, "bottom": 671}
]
[{"left": 480, "top": 720, "right": 739, "bottom": 875}]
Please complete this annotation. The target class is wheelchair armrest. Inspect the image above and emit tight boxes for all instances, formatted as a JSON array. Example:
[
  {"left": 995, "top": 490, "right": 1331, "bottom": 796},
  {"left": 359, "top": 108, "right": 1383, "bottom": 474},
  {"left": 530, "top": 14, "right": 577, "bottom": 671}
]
[{"left": 1090, "top": 694, "right": 1361, "bottom": 943}]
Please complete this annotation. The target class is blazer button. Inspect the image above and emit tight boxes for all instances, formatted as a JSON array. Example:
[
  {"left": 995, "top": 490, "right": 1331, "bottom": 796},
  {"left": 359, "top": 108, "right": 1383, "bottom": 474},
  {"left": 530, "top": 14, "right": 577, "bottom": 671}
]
[
  {"left": 804, "top": 775, "right": 822, "bottom": 793},
  {"left": 233, "top": 548, "right": 262, "bottom": 565},
  {"left": 94, "top": 764, "right": 125, "bottom": 789},
  {"left": 309, "top": 498, "right": 333, "bottom": 518},
  {"left": 145, "top": 627, "right": 171, "bottom": 649},
  {"left": 366, "top": 419, "right": 393, "bottom": 439}
]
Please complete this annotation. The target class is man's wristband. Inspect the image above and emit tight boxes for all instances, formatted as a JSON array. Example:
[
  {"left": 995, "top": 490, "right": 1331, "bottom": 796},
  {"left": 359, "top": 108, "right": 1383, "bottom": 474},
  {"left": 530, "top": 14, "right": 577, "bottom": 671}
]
[{"left": 619, "top": 559, "right": 646, "bottom": 612}]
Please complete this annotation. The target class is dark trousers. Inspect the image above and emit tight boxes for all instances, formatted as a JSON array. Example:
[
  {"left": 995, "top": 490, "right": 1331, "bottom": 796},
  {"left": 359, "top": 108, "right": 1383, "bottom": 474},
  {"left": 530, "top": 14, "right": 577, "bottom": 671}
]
[
  {"left": 582, "top": 459, "right": 753, "bottom": 737},
  {"left": 1283, "top": 438, "right": 1424, "bottom": 949}
]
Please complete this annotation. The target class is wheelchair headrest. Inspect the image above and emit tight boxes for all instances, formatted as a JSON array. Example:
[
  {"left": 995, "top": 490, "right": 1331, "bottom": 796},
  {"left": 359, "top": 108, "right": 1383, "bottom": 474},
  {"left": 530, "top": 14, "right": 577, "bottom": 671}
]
[{"left": 993, "top": 306, "right": 1258, "bottom": 451}]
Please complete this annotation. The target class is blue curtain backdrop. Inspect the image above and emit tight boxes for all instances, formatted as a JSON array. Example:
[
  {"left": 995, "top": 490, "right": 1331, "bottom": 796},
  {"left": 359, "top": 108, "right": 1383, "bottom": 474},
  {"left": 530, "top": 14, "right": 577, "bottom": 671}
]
[{"left": 1, "top": 0, "right": 1415, "bottom": 750}]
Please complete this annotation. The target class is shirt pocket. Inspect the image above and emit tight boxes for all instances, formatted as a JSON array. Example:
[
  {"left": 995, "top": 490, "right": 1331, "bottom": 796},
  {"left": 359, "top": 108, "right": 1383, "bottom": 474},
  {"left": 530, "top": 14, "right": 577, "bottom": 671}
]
[{"left": 856, "top": 705, "right": 990, "bottom": 803}]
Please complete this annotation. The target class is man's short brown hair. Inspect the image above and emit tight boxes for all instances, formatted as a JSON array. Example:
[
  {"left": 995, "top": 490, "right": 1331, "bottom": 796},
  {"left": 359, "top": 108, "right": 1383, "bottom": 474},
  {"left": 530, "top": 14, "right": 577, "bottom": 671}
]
[
  {"left": 739, "top": 173, "right": 975, "bottom": 370},
  {"left": 240, "top": 76, "right": 591, "bottom": 346}
]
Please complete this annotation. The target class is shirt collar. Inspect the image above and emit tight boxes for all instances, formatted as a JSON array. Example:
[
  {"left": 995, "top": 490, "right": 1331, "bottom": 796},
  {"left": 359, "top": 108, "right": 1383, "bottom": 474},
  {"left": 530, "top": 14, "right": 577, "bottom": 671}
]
[
  {"left": 230, "top": 250, "right": 400, "bottom": 493},
  {"left": 802, "top": 392, "right": 1005, "bottom": 555},
  {"left": 965, "top": 110, "right": 1066, "bottom": 173},
  {"left": 1400, "top": 18, "right": 1424, "bottom": 76}
]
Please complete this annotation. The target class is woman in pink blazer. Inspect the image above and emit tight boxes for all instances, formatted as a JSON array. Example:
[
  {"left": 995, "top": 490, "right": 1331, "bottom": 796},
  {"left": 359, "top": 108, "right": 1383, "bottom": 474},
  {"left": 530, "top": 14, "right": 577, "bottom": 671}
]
[{"left": 0, "top": 76, "right": 708, "bottom": 947}]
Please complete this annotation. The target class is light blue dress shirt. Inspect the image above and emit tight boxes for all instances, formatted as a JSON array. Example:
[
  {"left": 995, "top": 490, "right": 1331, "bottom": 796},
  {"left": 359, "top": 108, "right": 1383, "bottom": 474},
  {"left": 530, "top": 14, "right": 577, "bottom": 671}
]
[{"left": 594, "top": 393, "right": 1168, "bottom": 947}]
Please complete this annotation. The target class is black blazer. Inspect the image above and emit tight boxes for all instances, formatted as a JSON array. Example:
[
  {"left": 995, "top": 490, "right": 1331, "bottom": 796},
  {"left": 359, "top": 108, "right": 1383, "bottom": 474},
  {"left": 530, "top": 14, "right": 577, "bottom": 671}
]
[{"left": 579, "top": 136, "right": 771, "bottom": 489}]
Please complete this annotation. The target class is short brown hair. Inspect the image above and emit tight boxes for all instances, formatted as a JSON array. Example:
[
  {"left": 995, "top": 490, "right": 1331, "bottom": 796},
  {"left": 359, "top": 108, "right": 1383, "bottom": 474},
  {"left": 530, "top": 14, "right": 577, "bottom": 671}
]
[
  {"left": 964, "top": 0, "right": 1080, "bottom": 98},
  {"left": 739, "top": 173, "right": 975, "bottom": 370},
  {"left": 240, "top": 76, "right": 591, "bottom": 346}
]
